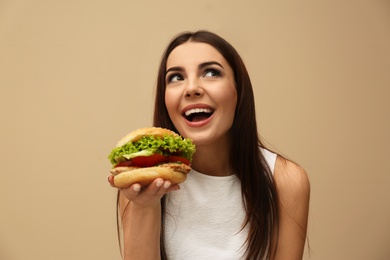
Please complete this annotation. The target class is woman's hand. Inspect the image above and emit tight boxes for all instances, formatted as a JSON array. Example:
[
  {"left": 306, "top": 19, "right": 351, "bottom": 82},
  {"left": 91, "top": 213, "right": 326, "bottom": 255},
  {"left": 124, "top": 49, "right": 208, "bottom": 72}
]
[
  {"left": 108, "top": 175, "right": 175, "bottom": 260},
  {"left": 108, "top": 175, "right": 180, "bottom": 208}
]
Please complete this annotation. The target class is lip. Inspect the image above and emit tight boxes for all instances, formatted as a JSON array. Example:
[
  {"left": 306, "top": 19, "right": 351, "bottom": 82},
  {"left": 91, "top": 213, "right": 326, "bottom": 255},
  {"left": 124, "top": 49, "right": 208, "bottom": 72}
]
[{"left": 181, "top": 103, "right": 215, "bottom": 127}]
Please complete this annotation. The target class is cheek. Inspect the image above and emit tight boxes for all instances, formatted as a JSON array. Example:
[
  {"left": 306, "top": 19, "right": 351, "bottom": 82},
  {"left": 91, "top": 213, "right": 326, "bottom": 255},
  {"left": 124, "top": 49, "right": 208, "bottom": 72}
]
[
  {"left": 164, "top": 89, "right": 179, "bottom": 115},
  {"left": 227, "top": 95, "right": 238, "bottom": 120},
  {"left": 219, "top": 85, "right": 237, "bottom": 114}
]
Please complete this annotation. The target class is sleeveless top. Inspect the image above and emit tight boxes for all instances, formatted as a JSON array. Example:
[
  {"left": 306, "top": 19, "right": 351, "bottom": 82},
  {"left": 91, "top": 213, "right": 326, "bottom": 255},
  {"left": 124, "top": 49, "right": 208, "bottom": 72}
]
[{"left": 163, "top": 148, "right": 277, "bottom": 260}]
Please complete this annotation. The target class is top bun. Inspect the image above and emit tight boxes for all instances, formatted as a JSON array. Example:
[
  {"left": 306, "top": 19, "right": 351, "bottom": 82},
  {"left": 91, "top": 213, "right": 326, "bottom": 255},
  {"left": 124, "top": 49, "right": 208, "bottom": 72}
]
[{"left": 116, "top": 127, "right": 179, "bottom": 147}]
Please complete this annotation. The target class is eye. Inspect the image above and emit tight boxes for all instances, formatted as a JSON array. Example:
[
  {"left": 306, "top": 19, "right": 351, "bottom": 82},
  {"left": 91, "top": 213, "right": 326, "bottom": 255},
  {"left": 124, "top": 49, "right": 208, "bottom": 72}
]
[
  {"left": 203, "top": 68, "right": 221, "bottom": 78},
  {"left": 167, "top": 73, "right": 183, "bottom": 83}
]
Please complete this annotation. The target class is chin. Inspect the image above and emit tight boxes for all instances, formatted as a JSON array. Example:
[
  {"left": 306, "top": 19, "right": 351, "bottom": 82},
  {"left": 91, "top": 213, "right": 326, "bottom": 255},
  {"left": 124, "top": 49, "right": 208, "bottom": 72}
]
[{"left": 188, "top": 130, "right": 230, "bottom": 148}]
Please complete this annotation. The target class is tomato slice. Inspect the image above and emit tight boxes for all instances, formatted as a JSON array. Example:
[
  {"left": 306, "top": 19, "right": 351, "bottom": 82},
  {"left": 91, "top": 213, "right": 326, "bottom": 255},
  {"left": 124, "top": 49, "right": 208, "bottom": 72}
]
[
  {"left": 131, "top": 154, "right": 167, "bottom": 167},
  {"left": 167, "top": 155, "right": 191, "bottom": 166},
  {"left": 115, "top": 160, "right": 134, "bottom": 168}
]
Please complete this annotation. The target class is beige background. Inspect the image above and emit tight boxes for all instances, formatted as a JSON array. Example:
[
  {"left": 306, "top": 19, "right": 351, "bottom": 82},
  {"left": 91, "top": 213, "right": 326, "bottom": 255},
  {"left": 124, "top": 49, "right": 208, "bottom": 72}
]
[{"left": 1, "top": 1, "right": 389, "bottom": 259}]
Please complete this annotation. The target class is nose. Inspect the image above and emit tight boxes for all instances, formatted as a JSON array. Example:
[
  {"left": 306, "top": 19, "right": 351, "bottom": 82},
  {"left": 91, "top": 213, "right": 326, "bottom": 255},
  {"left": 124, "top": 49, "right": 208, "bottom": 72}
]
[{"left": 184, "top": 78, "right": 204, "bottom": 98}]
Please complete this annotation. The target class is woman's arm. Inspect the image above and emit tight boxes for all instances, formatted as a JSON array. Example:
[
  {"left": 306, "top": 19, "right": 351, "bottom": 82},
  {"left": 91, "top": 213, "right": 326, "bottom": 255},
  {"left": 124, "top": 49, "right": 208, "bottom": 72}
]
[
  {"left": 114, "top": 178, "right": 179, "bottom": 260},
  {"left": 271, "top": 156, "right": 311, "bottom": 260}
]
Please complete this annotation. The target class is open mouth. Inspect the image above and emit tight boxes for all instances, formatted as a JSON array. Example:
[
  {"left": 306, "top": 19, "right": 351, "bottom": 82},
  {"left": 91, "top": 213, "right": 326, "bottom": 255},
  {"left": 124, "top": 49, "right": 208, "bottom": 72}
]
[{"left": 183, "top": 108, "right": 214, "bottom": 122}]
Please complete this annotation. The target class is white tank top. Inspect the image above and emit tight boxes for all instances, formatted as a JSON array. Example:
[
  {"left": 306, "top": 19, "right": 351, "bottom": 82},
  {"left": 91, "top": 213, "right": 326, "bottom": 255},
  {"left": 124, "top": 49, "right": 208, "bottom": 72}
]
[{"left": 164, "top": 148, "right": 277, "bottom": 260}]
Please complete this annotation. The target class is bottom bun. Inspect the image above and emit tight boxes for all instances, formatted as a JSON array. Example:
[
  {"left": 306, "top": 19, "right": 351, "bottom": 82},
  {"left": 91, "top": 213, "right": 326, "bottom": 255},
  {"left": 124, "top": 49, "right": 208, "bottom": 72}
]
[{"left": 113, "top": 164, "right": 190, "bottom": 188}]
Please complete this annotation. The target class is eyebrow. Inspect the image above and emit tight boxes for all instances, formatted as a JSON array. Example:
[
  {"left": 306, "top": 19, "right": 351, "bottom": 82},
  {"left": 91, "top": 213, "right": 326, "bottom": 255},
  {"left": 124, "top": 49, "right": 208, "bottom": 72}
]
[
  {"left": 165, "top": 66, "right": 183, "bottom": 74},
  {"left": 199, "top": 61, "right": 224, "bottom": 70},
  {"left": 166, "top": 61, "right": 224, "bottom": 74}
]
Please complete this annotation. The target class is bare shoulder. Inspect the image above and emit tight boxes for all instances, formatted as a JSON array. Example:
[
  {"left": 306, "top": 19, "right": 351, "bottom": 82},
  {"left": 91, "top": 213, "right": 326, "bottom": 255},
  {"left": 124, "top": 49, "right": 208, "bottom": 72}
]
[
  {"left": 272, "top": 156, "right": 310, "bottom": 258},
  {"left": 273, "top": 155, "right": 310, "bottom": 223},
  {"left": 273, "top": 155, "right": 310, "bottom": 199}
]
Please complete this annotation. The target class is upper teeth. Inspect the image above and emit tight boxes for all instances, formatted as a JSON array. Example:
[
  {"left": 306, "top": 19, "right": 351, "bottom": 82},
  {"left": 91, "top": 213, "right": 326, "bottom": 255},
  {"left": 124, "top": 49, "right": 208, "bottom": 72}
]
[{"left": 184, "top": 108, "right": 212, "bottom": 116}]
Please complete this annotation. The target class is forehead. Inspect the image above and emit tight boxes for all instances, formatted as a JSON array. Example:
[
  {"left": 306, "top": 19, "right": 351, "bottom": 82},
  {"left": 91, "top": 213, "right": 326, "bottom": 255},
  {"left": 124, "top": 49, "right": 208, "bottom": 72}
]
[{"left": 166, "top": 42, "right": 228, "bottom": 68}]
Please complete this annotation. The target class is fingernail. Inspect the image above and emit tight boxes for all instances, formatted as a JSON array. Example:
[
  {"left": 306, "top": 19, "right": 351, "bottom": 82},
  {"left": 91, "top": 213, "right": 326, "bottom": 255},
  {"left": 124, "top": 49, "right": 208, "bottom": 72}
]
[
  {"left": 133, "top": 185, "right": 141, "bottom": 192},
  {"left": 164, "top": 182, "right": 171, "bottom": 189},
  {"left": 156, "top": 180, "right": 164, "bottom": 187}
]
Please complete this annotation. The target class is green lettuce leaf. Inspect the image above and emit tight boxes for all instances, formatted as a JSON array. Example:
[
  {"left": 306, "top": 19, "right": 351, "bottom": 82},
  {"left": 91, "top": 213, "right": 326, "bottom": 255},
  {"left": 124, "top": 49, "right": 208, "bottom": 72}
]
[{"left": 107, "top": 134, "right": 196, "bottom": 166}]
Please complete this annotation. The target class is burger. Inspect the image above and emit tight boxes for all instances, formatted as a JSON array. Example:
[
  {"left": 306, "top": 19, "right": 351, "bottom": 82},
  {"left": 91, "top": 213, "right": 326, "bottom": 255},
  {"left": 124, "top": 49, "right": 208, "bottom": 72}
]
[{"left": 108, "top": 127, "right": 196, "bottom": 188}]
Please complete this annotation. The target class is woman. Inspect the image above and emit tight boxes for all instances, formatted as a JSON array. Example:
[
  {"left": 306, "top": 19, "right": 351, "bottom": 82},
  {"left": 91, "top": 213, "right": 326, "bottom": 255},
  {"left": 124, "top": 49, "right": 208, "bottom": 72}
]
[{"left": 109, "top": 30, "right": 310, "bottom": 260}]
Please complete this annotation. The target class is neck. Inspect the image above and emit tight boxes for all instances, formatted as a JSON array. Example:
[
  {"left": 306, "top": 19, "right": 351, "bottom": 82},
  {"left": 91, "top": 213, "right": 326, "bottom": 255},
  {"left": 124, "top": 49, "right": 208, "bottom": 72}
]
[{"left": 191, "top": 140, "right": 233, "bottom": 177}]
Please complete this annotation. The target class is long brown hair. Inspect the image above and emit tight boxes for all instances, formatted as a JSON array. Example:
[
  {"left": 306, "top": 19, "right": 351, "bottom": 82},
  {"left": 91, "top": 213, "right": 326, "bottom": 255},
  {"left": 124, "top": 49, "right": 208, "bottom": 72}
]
[{"left": 153, "top": 30, "right": 280, "bottom": 259}]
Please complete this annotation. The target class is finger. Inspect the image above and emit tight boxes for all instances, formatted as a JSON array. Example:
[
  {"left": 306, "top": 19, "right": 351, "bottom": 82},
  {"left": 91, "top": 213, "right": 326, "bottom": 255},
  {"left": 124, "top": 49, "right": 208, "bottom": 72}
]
[
  {"left": 143, "top": 178, "right": 165, "bottom": 193},
  {"left": 120, "top": 183, "right": 142, "bottom": 200},
  {"left": 107, "top": 175, "right": 116, "bottom": 187},
  {"left": 131, "top": 183, "right": 142, "bottom": 192},
  {"left": 154, "top": 179, "right": 181, "bottom": 192},
  {"left": 156, "top": 180, "right": 172, "bottom": 195},
  {"left": 154, "top": 180, "right": 181, "bottom": 196},
  {"left": 166, "top": 183, "right": 180, "bottom": 193},
  {"left": 141, "top": 179, "right": 171, "bottom": 196}
]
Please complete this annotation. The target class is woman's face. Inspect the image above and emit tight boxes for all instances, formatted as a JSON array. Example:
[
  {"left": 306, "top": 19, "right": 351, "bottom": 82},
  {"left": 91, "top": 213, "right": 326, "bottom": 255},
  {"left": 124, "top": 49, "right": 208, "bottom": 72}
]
[{"left": 164, "top": 41, "right": 237, "bottom": 147}]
